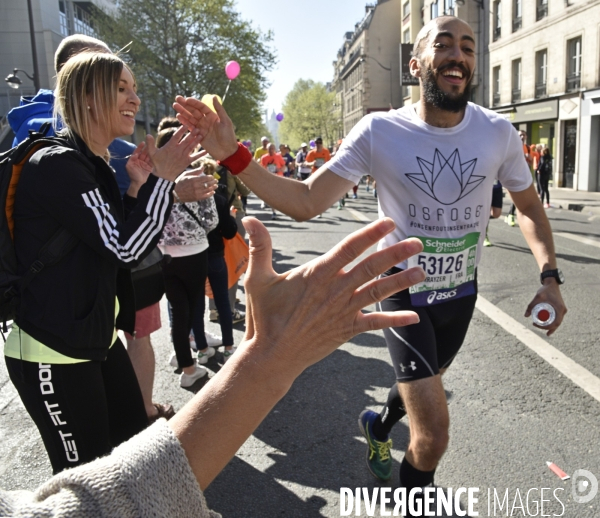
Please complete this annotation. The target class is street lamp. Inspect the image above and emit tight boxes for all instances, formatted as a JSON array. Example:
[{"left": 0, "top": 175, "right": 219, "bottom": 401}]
[
  {"left": 360, "top": 55, "right": 393, "bottom": 108},
  {"left": 4, "top": 68, "right": 36, "bottom": 89}
]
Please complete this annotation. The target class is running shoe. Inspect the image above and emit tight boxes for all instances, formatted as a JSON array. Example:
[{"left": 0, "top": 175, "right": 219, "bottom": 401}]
[
  {"left": 507, "top": 214, "right": 516, "bottom": 227},
  {"left": 197, "top": 346, "right": 216, "bottom": 364},
  {"left": 205, "top": 331, "right": 222, "bottom": 347},
  {"left": 209, "top": 309, "right": 219, "bottom": 322},
  {"left": 483, "top": 235, "right": 492, "bottom": 247},
  {"left": 232, "top": 309, "right": 245, "bottom": 324},
  {"left": 358, "top": 410, "right": 393, "bottom": 481},
  {"left": 544, "top": 203, "right": 550, "bottom": 209},
  {"left": 223, "top": 348, "right": 236, "bottom": 362},
  {"left": 180, "top": 363, "right": 208, "bottom": 387},
  {"left": 352, "top": 193, "right": 357, "bottom": 199}
]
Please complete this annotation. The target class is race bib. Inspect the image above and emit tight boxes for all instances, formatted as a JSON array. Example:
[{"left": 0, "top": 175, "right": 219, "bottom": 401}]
[
  {"left": 315, "top": 158, "right": 325, "bottom": 167},
  {"left": 267, "top": 164, "right": 277, "bottom": 173},
  {"left": 406, "top": 232, "right": 479, "bottom": 306}
]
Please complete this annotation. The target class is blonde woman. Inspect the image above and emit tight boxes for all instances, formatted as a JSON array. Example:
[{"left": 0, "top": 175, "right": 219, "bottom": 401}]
[{"left": 4, "top": 52, "right": 203, "bottom": 473}]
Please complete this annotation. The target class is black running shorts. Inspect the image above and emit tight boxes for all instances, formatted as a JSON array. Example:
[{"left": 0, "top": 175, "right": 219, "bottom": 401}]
[
  {"left": 379, "top": 267, "right": 477, "bottom": 382},
  {"left": 492, "top": 183, "right": 503, "bottom": 209}
]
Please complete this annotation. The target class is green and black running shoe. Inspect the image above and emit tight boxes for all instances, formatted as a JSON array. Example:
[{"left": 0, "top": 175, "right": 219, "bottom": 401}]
[{"left": 358, "top": 409, "right": 393, "bottom": 481}]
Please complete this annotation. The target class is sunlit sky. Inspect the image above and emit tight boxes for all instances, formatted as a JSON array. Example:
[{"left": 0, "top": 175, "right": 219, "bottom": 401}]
[{"left": 234, "top": 0, "right": 373, "bottom": 115}]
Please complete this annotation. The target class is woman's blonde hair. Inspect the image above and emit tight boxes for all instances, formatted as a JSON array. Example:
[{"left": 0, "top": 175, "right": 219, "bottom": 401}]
[{"left": 54, "top": 52, "right": 132, "bottom": 158}]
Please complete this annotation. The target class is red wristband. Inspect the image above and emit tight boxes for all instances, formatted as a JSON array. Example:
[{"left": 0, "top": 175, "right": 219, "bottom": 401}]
[{"left": 218, "top": 143, "right": 253, "bottom": 176}]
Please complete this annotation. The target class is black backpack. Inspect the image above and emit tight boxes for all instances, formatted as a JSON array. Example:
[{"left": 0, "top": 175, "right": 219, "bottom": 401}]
[
  {"left": 541, "top": 157, "right": 552, "bottom": 175},
  {"left": 0, "top": 124, "right": 77, "bottom": 335}
]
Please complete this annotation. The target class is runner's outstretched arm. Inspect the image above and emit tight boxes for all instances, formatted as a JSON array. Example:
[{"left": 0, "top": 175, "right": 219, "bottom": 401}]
[
  {"left": 509, "top": 184, "right": 567, "bottom": 336},
  {"left": 169, "top": 217, "right": 425, "bottom": 490},
  {"left": 173, "top": 96, "right": 354, "bottom": 220}
]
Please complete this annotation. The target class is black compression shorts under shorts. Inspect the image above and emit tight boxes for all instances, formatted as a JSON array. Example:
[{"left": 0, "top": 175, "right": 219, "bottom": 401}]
[{"left": 378, "top": 267, "right": 477, "bottom": 382}]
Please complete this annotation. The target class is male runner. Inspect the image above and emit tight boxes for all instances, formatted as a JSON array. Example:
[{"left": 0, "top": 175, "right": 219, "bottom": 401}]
[
  {"left": 296, "top": 143, "right": 312, "bottom": 180},
  {"left": 306, "top": 136, "right": 331, "bottom": 174},
  {"left": 173, "top": 15, "right": 566, "bottom": 515},
  {"left": 254, "top": 136, "right": 270, "bottom": 162},
  {"left": 261, "top": 144, "right": 286, "bottom": 219}
]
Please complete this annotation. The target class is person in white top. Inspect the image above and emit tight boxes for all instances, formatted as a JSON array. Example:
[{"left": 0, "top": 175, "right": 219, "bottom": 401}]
[{"left": 172, "top": 16, "right": 566, "bottom": 514}]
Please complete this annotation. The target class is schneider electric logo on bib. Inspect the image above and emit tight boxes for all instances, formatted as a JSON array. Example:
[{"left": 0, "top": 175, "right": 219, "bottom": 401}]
[
  {"left": 424, "top": 238, "right": 467, "bottom": 254},
  {"left": 339, "top": 472, "right": 598, "bottom": 516}
]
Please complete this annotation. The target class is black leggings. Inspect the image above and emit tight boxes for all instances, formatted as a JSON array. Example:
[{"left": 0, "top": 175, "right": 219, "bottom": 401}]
[
  {"left": 162, "top": 251, "right": 208, "bottom": 368},
  {"left": 539, "top": 173, "right": 550, "bottom": 204},
  {"left": 5, "top": 338, "right": 148, "bottom": 474}
]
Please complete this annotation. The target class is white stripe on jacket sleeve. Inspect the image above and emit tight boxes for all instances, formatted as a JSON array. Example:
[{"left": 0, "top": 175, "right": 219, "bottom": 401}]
[{"left": 81, "top": 177, "right": 172, "bottom": 262}]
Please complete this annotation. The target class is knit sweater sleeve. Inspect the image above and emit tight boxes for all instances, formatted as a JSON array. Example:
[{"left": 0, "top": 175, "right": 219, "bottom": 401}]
[{"left": 0, "top": 421, "right": 220, "bottom": 518}]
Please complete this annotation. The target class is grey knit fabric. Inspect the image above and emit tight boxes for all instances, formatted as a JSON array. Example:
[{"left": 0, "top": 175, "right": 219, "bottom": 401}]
[{"left": 0, "top": 420, "right": 220, "bottom": 517}]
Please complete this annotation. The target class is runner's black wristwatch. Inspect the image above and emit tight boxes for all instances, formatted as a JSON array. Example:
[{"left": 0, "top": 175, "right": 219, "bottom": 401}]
[{"left": 540, "top": 269, "right": 565, "bottom": 285}]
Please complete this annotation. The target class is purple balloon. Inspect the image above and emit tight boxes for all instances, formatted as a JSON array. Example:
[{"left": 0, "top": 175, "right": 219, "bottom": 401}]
[
  {"left": 276, "top": 112, "right": 284, "bottom": 122},
  {"left": 309, "top": 140, "right": 316, "bottom": 148}
]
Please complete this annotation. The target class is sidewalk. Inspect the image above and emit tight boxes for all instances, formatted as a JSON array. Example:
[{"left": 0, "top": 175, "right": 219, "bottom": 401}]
[{"left": 548, "top": 187, "right": 600, "bottom": 215}]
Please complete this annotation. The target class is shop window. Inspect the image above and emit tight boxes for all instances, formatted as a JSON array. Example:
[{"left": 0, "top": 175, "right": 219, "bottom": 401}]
[
  {"left": 431, "top": 1, "right": 439, "bottom": 20},
  {"left": 562, "top": 120, "right": 577, "bottom": 188},
  {"left": 511, "top": 59, "right": 521, "bottom": 103},
  {"left": 403, "top": 29, "right": 410, "bottom": 44},
  {"left": 535, "top": 50, "right": 547, "bottom": 98},
  {"left": 566, "top": 37, "right": 582, "bottom": 92}
]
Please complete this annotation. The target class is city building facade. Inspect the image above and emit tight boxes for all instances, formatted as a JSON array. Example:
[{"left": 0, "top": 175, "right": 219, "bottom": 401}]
[
  {"left": 488, "top": 0, "right": 600, "bottom": 191},
  {"left": 0, "top": 0, "right": 154, "bottom": 150},
  {"left": 331, "top": 0, "right": 402, "bottom": 136}
]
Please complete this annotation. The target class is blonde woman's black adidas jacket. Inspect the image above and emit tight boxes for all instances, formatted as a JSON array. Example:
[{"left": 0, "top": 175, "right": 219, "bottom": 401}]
[{"left": 13, "top": 134, "right": 174, "bottom": 361}]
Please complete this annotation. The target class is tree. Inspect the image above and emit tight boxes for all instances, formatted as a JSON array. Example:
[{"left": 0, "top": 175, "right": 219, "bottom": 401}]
[
  {"left": 279, "top": 80, "right": 342, "bottom": 149},
  {"left": 94, "top": 0, "right": 276, "bottom": 136}
]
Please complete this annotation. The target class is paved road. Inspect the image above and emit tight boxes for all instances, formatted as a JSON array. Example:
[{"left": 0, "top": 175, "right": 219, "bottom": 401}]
[{"left": 1, "top": 186, "right": 599, "bottom": 517}]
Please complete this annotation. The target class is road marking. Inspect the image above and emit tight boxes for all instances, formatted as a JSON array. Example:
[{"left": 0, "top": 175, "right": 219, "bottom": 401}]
[
  {"left": 554, "top": 231, "right": 600, "bottom": 249},
  {"left": 588, "top": 215, "right": 599, "bottom": 222},
  {"left": 476, "top": 296, "right": 600, "bottom": 404},
  {"left": 346, "top": 207, "right": 372, "bottom": 223}
]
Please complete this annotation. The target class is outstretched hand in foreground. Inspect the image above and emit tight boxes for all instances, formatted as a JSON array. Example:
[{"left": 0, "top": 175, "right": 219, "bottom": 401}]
[{"left": 169, "top": 216, "right": 426, "bottom": 489}]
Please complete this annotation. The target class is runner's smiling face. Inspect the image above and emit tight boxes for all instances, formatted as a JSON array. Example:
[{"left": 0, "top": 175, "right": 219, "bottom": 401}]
[{"left": 412, "top": 18, "right": 476, "bottom": 112}]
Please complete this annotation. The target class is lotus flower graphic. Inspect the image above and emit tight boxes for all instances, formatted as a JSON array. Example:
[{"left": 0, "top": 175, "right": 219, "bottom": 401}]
[{"left": 405, "top": 149, "right": 485, "bottom": 205}]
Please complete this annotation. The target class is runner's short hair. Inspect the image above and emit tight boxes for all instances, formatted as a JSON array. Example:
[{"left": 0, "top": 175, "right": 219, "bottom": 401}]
[
  {"left": 157, "top": 117, "right": 181, "bottom": 132},
  {"left": 55, "top": 34, "right": 110, "bottom": 73}
]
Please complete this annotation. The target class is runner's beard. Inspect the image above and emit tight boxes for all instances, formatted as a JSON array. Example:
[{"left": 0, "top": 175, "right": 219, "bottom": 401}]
[{"left": 422, "top": 65, "right": 472, "bottom": 113}]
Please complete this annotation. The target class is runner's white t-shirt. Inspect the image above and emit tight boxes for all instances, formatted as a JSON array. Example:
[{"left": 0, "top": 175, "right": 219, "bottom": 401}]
[{"left": 328, "top": 102, "right": 532, "bottom": 274}]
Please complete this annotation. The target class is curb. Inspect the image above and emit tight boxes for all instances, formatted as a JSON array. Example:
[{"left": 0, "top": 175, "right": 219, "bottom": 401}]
[{"left": 551, "top": 201, "right": 600, "bottom": 216}]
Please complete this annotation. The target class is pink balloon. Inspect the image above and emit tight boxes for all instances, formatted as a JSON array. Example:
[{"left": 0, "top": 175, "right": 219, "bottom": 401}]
[{"left": 225, "top": 61, "right": 240, "bottom": 80}]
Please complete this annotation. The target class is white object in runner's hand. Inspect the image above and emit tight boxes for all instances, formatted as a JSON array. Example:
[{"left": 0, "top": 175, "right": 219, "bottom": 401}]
[{"left": 532, "top": 303, "right": 556, "bottom": 327}]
